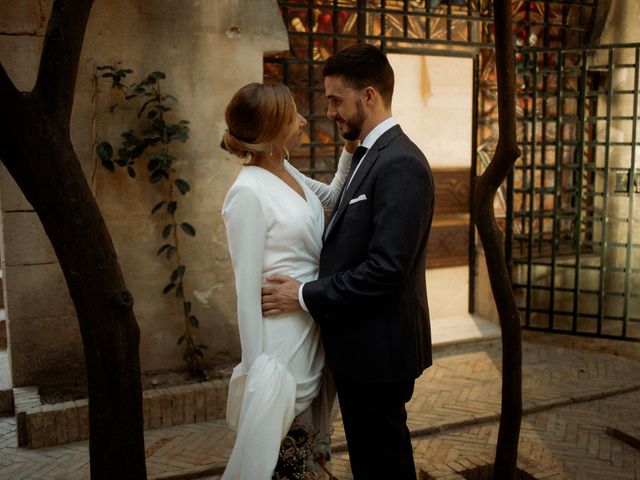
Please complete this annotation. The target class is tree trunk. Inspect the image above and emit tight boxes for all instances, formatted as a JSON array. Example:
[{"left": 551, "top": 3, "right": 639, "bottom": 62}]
[
  {"left": 473, "top": 1, "right": 523, "bottom": 479},
  {"left": 0, "top": 1, "right": 147, "bottom": 478}
]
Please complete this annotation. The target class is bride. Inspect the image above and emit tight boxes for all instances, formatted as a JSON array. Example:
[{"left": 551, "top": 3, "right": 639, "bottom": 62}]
[{"left": 220, "top": 82, "right": 356, "bottom": 479}]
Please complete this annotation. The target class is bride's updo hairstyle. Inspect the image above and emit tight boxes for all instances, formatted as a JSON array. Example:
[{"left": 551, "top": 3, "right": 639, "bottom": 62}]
[{"left": 221, "top": 82, "right": 297, "bottom": 161}]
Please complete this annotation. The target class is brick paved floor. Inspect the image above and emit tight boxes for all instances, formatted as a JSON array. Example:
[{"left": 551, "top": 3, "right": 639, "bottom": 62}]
[{"left": 1, "top": 336, "right": 639, "bottom": 479}]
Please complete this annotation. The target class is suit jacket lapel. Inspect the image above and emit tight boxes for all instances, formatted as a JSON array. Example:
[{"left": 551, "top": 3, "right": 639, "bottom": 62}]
[{"left": 324, "top": 125, "right": 404, "bottom": 241}]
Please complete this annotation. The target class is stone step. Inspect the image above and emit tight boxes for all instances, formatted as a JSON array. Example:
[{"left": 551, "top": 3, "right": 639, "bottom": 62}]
[{"left": 431, "top": 313, "right": 501, "bottom": 350}]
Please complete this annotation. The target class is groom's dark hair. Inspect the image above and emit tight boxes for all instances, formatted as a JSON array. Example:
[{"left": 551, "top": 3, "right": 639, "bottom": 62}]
[{"left": 322, "top": 43, "right": 394, "bottom": 108}]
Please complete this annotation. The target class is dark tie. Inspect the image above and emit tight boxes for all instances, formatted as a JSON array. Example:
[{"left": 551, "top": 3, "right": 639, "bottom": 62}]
[
  {"left": 324, "top": 146, "right": 368, "bottom": 240},
  {"left": 343, "top": 145, "right": 368, "bottom": 192}
]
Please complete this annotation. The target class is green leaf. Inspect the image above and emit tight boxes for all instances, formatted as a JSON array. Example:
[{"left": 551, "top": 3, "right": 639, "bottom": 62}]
[
  {"left": 156, "top": 243, "right": 171, "bottom": 255},
  {"left": 147, "top": 159, "right": 160, "bottom": 171},
  {"left": 96, "top": 65, "right": 116, "bottom": 71},
  {"left": 177, "top": 335, "right": 186, "bottom": 345},
  {"left": 168, "top": 123, "right": 189, "bottom": 143},
  {"left": 183, "top": 302, "right": 192, "bottom": 315},
  {"left": 143, "top": 131, "right": 162, "bottom": 142},
  {"left": 149, "top": 71, "right": 166, "bottom": 80},
  {"left": 175, "top": 179, "right": 191, "bottom": 195},
  {"left": 129, "top": 143, "right": 146, "bottom": 160},
  {"left": 149, "top": 150, "right": 176, "bottom": 169},
  {"left": 180, "top": 222, "right": 196, "bottom": 236},
  {"left": 171, "top": 265, "right": 185, "bottom": 282},
  {"left": 162, "top": 224, "right": 173, "bottom": 239},
  {"left": 175, "top": 284, "right": 183, "bottom": 298},
  {"left": 163, "top": 283, "right": 176, "bottom": 294},
  {"left": 101, "top": 159, "right": 115, "bottom": 172},
  {"left": 121, "top": 130, "right": 140, "bottom": 146},
  {"left": 150, "top": 169, "right": 166, "bottom": 183},
  {"left": 148, "top": 151, "right": 172, "bottom": 163},
  {"left": 148, "top": 110, "right": 158, "bottom": 119},
  {"left": 189, "top": 315, "right": 199, "bottom": 328},
  {"left": 151, "top": 201, "right": 166, "bottom": 214},
  {"left": 165, "top": 246, "right": 176, "bottom": 260},
  {"left": 96, "top": 142, "right": 113, "bottom": 162},
  {"left": 127, "top": 166, "right": 136, "bottom": 178},
  {"left": 167, "top": 201, "right": 177, "bottom": 214},
  {"left": 117, "top": 147, "right": 130, "bottom": 160}
]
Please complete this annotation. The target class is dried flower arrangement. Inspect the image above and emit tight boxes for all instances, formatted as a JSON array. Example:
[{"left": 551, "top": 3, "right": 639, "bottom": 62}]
[{"left": 272, "top": 424, "right": 339, "bottom": 480}]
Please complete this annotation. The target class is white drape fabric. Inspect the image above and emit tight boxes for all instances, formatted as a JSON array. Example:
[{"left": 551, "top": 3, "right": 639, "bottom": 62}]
[{"left": 221, "top": 150, "right": 350, "bottom": 479}]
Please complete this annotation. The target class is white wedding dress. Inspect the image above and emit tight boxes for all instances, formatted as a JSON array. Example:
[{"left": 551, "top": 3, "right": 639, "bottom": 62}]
[{"left": 221, "top": 150, "right": 351, "bottom": 479}]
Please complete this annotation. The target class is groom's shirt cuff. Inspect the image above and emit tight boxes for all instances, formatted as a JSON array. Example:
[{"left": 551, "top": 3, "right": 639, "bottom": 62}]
[{"left": 298, "top": 283, "right": 309, "bottom": 312}]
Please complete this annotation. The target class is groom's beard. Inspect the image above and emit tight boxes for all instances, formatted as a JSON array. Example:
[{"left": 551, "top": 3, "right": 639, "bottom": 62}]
[{"left": 335, "top": 100, "right": 366, "bottom": 141}]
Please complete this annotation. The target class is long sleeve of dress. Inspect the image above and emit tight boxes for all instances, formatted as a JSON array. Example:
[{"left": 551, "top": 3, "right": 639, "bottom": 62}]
[
  {"left": 221, "top": 184, "right": 266, "bottom": 372},
  {"left": 222, "top": 181, "right": 301, "bottom": 479},
  {"left": 298, "top": 147, "right": 352, "bottom": 208}
]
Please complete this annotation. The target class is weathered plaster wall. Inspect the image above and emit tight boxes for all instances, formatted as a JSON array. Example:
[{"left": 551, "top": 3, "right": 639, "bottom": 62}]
[
  {"left": 389, "top": 54, "right": 473, "bottom": 169},
  {"left": 0, "top": 0, "right": 288, "bottom": 386}
]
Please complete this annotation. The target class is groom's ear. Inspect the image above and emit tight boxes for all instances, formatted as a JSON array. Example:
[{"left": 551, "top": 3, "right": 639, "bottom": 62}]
[{"left": 363, "top": 86, "right": 377, "bottom": 106}]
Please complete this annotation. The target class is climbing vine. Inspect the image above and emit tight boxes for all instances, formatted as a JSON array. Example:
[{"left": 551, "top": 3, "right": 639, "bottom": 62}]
[{"left": 95, "top": 65, "right": 207, "bottom": 378}]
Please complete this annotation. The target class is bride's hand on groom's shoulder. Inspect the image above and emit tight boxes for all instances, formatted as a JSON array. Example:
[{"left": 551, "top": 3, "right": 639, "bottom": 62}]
[{"left": 261, "top": 275, "right": 302, "bottom": 316}]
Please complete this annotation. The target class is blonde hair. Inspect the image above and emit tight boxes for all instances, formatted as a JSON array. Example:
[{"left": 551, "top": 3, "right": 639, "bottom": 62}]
[{"left": 221, "top": 83, "right": 297, "bottom": 160}]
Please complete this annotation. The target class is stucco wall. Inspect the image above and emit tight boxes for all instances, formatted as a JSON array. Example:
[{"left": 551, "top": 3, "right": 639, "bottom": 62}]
[
  {"left": 0, "top": 0, "right": 288, "bottom": 386},
  {"left": 389, "top": 54, "right": 473, "bottom": 169}
]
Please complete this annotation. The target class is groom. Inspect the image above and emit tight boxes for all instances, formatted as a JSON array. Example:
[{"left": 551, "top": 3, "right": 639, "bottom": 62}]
[{"left": 262, "top": 43, "right": 434, "bottom": 479}]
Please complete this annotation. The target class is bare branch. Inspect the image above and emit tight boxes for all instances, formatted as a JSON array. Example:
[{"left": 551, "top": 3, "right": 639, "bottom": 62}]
[
  {"left": 493, "top": 1, "right": 518, "bottom": 153},
  {"left": 34, "top": 0, "right": 95, "bottom": 123}
]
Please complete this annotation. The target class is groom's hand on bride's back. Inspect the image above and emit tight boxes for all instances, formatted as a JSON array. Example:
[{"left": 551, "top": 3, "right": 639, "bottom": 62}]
[{"left": 261, "top": 275, "right": 302, "bottom": 316}]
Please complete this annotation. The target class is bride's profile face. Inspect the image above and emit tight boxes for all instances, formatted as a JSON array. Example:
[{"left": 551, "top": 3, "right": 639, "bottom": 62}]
[{"left": 281, "top": 104, "right": 307, "bottom": 153}]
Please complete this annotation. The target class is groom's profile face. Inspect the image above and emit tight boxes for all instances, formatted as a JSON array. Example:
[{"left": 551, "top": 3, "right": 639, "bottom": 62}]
[{"left": 325, "top": 75, "right": 367, "bottom": 141}]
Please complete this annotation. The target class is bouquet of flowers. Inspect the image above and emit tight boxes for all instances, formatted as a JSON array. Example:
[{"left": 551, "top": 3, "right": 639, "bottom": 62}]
[{"left": 272, "top": 423, "right": 338, "bottom": 480}]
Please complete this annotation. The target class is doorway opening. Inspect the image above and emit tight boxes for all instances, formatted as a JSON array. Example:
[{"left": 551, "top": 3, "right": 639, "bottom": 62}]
[{"left": 389, "top": 52, "right": 472, "bottom": 317}]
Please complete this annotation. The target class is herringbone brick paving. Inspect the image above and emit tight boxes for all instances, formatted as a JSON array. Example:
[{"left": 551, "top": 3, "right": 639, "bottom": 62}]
[{"left": 0, "top": 337, "right": 639, "bottom": 479}]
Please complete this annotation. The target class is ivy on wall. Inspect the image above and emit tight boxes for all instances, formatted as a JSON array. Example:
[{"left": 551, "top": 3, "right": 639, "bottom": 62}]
[{"left": 94, "top": 65, "right": 207, "bottom": 378}]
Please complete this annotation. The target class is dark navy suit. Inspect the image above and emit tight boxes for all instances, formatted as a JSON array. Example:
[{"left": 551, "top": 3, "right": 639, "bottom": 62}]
[{"left": 303, "top": 124, "right": 434, "bottom": 479}]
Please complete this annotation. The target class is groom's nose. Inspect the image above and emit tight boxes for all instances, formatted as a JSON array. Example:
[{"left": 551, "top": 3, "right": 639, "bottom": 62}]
[{"left": 326, "top": 104, "right": 336, "bottom": 119}]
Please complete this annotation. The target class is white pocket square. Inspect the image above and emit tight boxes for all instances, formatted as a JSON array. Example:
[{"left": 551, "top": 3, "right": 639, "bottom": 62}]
[{"left": 349, "top": 194, "right": 367, "bottom": 205}]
